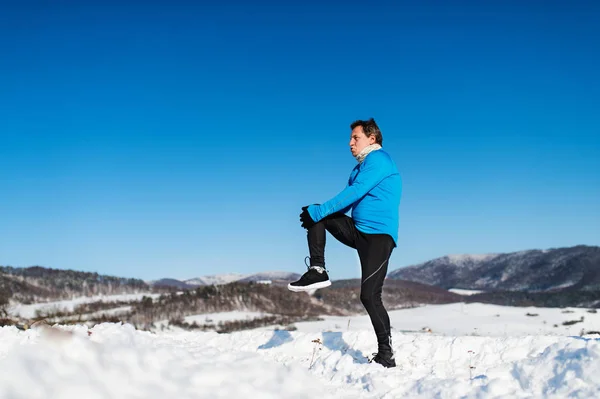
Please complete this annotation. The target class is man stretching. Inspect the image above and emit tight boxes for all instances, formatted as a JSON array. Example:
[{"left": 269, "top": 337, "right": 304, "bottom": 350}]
[{"left": 288, "top": 118, "right": 402, "bottom": 368}]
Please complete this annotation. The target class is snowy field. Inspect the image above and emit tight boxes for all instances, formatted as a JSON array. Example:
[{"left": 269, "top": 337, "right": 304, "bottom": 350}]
[
  {"left": 9, "top": 292, "right": 160, "bottom": 318},
  {"left": 291, "top": 302, "right": 600, "bottom": 337},
  {"left": 153, "top": 311, "right": 274, "bottom": 330},
  {"left": 184, "top": 311, "right": 272, "bottom": 324},
  {"left": 2, "top": 302, "right": 600, "bottom": 398}
]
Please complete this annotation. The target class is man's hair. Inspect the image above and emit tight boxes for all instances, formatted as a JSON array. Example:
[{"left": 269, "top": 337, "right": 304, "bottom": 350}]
[{"left": 350, "top": 118, "right": 383, "bottom": 145}]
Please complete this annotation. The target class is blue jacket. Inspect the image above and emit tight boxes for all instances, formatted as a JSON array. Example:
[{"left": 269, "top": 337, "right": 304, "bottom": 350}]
[{"left": 307, "top": 149, "right": 402, "bottom": 245}]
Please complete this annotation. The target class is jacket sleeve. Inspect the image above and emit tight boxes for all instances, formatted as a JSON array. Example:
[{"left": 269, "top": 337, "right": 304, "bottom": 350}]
[{"left": 307, "top": 155, "right": 389, "bottom": 222}]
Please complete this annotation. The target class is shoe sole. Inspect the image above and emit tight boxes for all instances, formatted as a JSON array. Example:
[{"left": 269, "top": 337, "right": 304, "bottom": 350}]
[{"left": 287, "top": 280, "right": 331, "bottom": 292}]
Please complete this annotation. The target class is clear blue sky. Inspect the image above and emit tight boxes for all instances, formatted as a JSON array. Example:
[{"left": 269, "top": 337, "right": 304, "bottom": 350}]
[{"left": 1, "top": 1, "right": 598, "bottom": 281}]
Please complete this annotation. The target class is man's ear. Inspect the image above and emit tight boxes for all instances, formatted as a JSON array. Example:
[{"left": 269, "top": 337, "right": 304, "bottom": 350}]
[{"left": 369, "top": 135, "right": 376, "bottom": 145}]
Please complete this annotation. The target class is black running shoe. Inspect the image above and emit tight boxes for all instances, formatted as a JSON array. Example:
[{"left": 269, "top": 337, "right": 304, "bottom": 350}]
[
  {"left": 288, "top": 265, "right": 331, "bottom": 292},
  {"left": 369, "top": 351, "right": 396, "bottom": 368}
]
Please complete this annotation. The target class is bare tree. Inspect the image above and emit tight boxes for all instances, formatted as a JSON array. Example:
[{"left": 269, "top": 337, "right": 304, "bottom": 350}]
[{"left": 0, "top": 291, "right": 9, "bottom": 318}]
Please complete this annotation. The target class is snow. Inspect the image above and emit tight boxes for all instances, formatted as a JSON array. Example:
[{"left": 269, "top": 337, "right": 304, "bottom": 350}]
[
  {"left": 251, "top": 271, "right": 297, "bottom": 279},
  {"left": 287, "top": 303, "right": 600, "bottom": 337},
  {"left": 185, "top": 273, "right": 247, "bottom": 286},
  {"left": 9, "top": 293, "right": 159, "bottom": 319},
  {"left": 546, "top": 280, "right": 579, "bottom": 290},
  {"left": 448, "top": 288, "right": 484, "bottom": 296},
  {"left": 445, "top": 253, "right": 499, "bottom": 265},
  {"left": 153, "top": 311, "right": 275, "bottom": 331},
  {"left": 183, "top": 271, "right": 299, "bottom": 286},
  {"left": 239, "top": 271, "right": 300, "bottom": 281},
  {"left": 184, "top": 311, "right": 271, "bottom": 324},
  {"left": 2, "top": 303, "right": 600, "bottom": 398},
  {"left": 83, "top": 306, "right": 132, "bottom": 319}
]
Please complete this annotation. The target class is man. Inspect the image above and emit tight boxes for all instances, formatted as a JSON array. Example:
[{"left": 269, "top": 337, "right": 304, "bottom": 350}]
[{"left": 288, "top": 118, "right": 402, "bottom": 368}]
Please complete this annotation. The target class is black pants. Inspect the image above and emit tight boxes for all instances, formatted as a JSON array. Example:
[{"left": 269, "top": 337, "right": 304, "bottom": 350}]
[{"left": 307, "top": 212, "right": 395, "bottom": 347}]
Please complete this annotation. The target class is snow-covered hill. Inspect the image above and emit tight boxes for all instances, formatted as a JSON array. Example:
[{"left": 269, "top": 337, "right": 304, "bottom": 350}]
[
  {"left": 237, "top": 271, "right": 300, "bottom": 283},
  {"left": 389, "top": 245, "right": 600, "bottom": 292},
  {"left": 152, "top": 271, "right": 301, "bottom": 288},
  {"left": 185, "top": 273, "right": 248, "bottom": 286}
]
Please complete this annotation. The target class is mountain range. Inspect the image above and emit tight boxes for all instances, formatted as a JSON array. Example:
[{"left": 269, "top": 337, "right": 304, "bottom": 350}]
[
  {"left": 149, "top": 245, "right": 600, "bottom": 294},
  {"left": 2, "top": 245, "right": 599, "bottom": 310},
  {"left": 150, "top": 271, "right": 301, "bottom": 289},
  {"left": 0, "top": 265, "right": 148, "bottom": 302},
  {"left": 388, "top": 245, "right": 600, "bottom": 292}
]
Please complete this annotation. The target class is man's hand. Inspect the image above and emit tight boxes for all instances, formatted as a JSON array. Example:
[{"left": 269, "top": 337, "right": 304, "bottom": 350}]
[{"left": 300, "top": 206, "right": 316, "bottom": 229}]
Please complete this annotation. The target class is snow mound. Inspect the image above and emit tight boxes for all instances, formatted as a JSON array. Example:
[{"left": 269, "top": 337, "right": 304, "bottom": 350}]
[{"left": 1, "top": 322, "right": 600, "bottom": 398}]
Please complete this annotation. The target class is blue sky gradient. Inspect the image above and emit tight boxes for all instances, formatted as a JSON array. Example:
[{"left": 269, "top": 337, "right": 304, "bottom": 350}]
[{"left": 1, "top": 1, "right": 599, "bottom": 280}]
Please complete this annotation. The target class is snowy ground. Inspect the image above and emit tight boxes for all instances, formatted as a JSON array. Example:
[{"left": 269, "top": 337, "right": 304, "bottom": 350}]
[
  {"left": 2, "top": 303, "right": 600, "bottom": 398},
  {"left": 290, "top": 302, "right": 600, "bottom": 337},
  {"left": 9, "top": 292, "right": 160, "bottom": 319},
  {"left": 184, "top": 311, "right": 272, "bottom": 325},
  {"left": 153, "top": 311, "right": 274, "bottom": 330}
]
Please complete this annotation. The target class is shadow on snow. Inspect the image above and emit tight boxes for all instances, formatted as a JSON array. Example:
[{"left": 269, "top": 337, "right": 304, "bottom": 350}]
[{"left": 258, "top": 330, "right": 368, "bottom": 364}]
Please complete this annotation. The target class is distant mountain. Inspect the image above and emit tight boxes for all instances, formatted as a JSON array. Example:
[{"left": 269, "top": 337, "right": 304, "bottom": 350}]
[
  {"left": 185, "top": 273, "right": 248, "bottom": 286},
  {"left": 0, "top": 265, "right": 151, "bottom": 302},
  {"left": 238, "top": 271, "right": 301, "bottom": 284},
  {"left": 388, "top": 245, "right": 600, "bottom": 292},
  {"left": 150, "top": 278, "right": 197, "bottom": 290},
  {"left": 0, "top": 273, "right": 53, "bottom": 301},
  {"left": 149, "top": 274, "right": 249, "bottom": 289},
  {"left": 149, "top": 272, "right": 302, "bottom": 289},
  {"left": 6, "top": 244, "right": 599, "bottom": 317}
]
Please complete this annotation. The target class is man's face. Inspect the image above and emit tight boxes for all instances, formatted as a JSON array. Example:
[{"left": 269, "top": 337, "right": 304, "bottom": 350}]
[{"left": 349, "top": 126, "right": 376, "bottom": 157}]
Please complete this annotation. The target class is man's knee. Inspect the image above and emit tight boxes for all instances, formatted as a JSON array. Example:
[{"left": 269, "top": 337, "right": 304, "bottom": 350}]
[
  {"left": 322, "top": 212, "right": 346, "bottom": 227},
  {"left": 360, "top": 291, "right": 372, "bottom": 308}
]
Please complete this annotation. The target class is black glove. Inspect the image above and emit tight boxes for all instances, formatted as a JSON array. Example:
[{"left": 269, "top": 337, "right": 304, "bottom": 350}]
[{"left": 299, "top": 205, "right": 316, "bottom": 229}]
